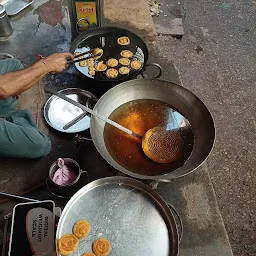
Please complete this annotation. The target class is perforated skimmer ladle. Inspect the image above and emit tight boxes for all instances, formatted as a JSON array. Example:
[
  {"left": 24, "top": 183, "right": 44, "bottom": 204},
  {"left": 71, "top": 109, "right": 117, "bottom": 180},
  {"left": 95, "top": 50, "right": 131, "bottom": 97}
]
[{"left": 45, "top": 88, "right": 183, "bottom": 164}]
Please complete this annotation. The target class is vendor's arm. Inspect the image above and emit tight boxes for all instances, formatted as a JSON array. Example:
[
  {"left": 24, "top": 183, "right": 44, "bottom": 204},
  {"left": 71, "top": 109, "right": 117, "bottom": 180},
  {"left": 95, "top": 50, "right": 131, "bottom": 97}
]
[{"left": 0, "top": 52, "right": 73, "bottom": 99}]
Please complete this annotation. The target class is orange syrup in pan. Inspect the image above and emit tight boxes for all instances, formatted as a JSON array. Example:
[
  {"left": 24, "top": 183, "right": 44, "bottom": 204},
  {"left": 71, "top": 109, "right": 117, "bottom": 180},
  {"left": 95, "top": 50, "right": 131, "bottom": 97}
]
[{"left": 104, "top": 99, "right": 194, "bottom": 176}]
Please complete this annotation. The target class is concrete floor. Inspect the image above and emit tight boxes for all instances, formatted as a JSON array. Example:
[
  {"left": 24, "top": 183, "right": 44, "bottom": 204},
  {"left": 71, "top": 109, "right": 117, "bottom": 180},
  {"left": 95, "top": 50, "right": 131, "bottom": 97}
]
[
  {"left": 0, "top": 0, "right": 254, "bottom": 255},
  {"left": 0, "top": 0, "right": 234, "bottom": 255},
  {"left": 154, "top": 0, "right": 256, "bottom": 255}
]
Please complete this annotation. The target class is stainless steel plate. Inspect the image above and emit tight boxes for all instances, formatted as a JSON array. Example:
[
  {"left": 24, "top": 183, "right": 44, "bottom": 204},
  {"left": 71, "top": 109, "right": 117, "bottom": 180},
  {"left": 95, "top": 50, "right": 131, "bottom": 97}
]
[
  {"left": 1, "top": 0, "right": 34, "bottom": 16},
  {"left": 56, "top": 176, "right": 178, "bottom": 256},
  {"left": 44, "top": 88, "right": 96, "bottom": 133}
]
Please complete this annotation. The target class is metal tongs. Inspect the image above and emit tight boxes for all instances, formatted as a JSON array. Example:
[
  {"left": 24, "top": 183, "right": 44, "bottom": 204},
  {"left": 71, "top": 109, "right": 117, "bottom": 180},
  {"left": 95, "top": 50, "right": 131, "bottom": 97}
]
[
  {"left": 62, "top": 96, "right": 97, "bottom": 130},
  {"left": 37, "top": 49, "right": 100, "bottom": 65},
  {"left": 68, "top": 48, "right": 99, "bottom": 64}
]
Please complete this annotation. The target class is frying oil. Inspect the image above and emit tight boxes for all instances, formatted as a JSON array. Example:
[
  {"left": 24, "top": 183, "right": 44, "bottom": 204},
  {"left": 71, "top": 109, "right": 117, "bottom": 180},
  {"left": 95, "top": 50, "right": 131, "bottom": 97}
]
[{"left": 104, "top": 99, "right": 194, "bottom": 176}]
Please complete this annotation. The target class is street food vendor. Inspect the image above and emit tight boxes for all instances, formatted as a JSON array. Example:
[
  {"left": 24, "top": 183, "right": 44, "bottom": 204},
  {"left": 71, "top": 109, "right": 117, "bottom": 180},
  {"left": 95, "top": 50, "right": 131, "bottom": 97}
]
[{"left": 0, "top": 52, "right": 73, "bottom": 158}]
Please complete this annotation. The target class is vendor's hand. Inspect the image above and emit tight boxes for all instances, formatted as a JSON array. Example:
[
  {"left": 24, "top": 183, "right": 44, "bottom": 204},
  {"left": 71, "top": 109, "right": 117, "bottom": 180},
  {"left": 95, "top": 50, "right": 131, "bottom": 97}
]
[{"left": 41, "top": 52, "right": 74, "bottom": 73}]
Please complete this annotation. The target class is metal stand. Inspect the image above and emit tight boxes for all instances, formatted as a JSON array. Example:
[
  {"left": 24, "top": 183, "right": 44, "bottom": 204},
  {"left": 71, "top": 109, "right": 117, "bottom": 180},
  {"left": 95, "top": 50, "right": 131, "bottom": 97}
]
[{"left": 96, "top": 0, "right": 104, "bottom": 27}]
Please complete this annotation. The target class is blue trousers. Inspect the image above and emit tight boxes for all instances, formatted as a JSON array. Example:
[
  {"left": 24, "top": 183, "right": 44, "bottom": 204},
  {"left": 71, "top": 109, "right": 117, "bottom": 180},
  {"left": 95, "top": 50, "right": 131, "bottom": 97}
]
[{"left": 0, "top": 58, "right": 51, "bottom": 158}]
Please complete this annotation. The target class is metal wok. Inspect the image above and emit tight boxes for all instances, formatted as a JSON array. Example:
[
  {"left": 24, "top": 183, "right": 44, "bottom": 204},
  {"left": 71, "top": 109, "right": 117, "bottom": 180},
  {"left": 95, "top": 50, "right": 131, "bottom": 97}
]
[
  {"left": 90, "top": 79, "right": 215, "bottom": 181},
  {"left": 70, "top": 27, "right": 162, "bottom": 83}
]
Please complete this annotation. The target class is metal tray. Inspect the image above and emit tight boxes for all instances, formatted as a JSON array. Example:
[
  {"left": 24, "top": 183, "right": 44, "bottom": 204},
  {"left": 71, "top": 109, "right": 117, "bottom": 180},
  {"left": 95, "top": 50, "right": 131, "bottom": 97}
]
[
  {"left": 2, "top": 0, "right": 34, "bottom": 16},
  {"left": 56, "top": 176, "right": 179, "bottom": 256},
  {"left": 44, "top": 88, "right": 96, "bottom": 133}
]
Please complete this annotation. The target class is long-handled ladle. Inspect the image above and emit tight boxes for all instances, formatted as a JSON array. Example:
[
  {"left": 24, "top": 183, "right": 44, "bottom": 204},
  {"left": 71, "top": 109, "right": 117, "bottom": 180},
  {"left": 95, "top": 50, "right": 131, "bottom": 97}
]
[
  {"left": 45, "top": 87, "right": 142, "bottom": 139},
  {"left": 45, "top": 87, "right": 183, "bottom": 164}
]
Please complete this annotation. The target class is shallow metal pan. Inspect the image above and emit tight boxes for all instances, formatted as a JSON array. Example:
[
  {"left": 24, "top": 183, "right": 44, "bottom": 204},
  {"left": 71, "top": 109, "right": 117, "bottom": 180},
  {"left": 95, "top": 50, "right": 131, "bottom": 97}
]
[
  {"left": 70, "top": 27, "right": 162, "bottom": 83},
  {"left": 2, "top": 0, "right": 34, "bottom": 16},
  {"left": 44, "top": 88, "right": 97, "bottom": 133},
  {"left": 56, "top": 176, "right": 179, "bottom": 256}
]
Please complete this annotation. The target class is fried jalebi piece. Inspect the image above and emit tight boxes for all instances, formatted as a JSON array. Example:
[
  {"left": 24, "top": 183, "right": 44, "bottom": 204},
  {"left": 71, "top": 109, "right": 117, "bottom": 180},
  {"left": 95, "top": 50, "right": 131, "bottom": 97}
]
[
  {"left": 120, "top": 50, "right": 133, "bottom": 58},
  {"left": 119, "top": 66, "right": 130, "bottom": 75},
  {"left": 88, "top": 58, "right": 94, "bottom": 67},
  {"left": 58, "top": 234, "right": 79, "bottom": 255},
  {"left": 106, "top": 69, "right": 118, "bottom": 78},
  {"left": 89, "top": 70, "right": 95, "bottom": 76},
  {"left": 88, "top": 66, "right": 95, "bottom": 71},
  {"left": 106, "top": 58, "right": 118, "bottom": 67},
  {"left": 79, "top": 60, "right": 87, "bottom": 67},
  {"left": 73, "top": 220, "right": 91, "bottom": 238},
  {"left": 83, "top": 253, "right": 96, "bottom": 256},
  {"left": 119, "top": 58, "right": 130, "bottom": 66},
  {"left": 93, "top": 48, "right": 103, "bottom": 60},
  {"left": 131, "top": 60, "right": 142, "bottom": 70},
  {"left": 117, "top": 36, "right": 130, "bottom": 45},
  {"left": 96, "top": 61, "right": 107, "bottom": 71},
  {"left": 92, "top": 238, "right": 111, "bottom": 256}
]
